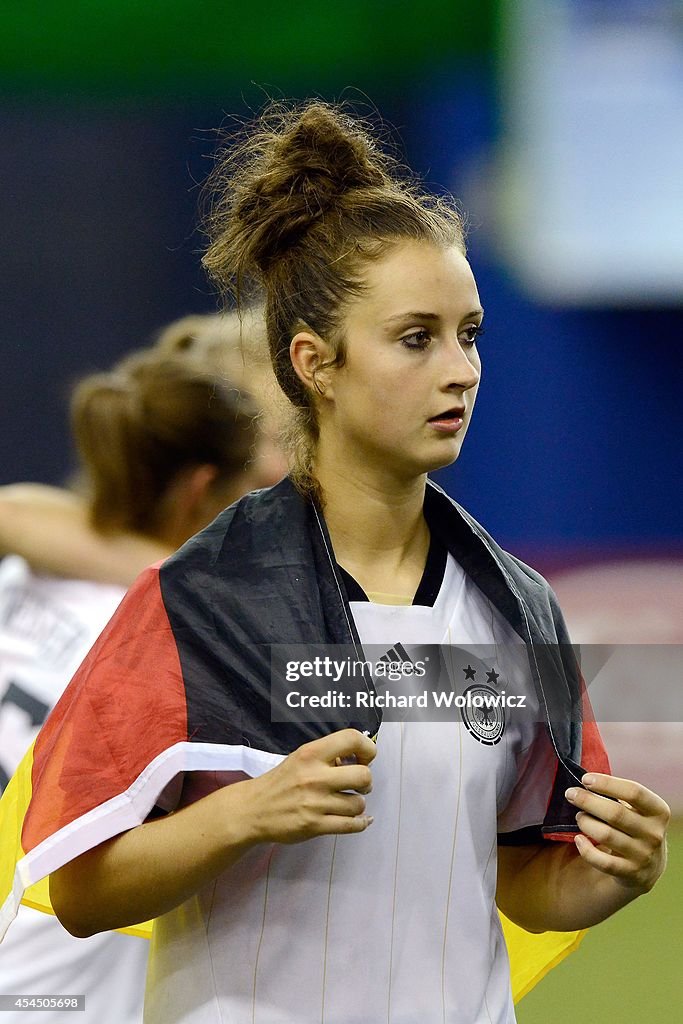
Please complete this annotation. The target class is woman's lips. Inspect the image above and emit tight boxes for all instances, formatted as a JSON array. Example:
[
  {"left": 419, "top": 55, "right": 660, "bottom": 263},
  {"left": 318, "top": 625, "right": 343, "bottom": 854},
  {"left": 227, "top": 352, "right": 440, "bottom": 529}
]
[
  {"left": 428, "top": 408, "right": 465, "bottom": 433},
  {"left": 428, "top": 417, "right": 464, "bottom": 433}
]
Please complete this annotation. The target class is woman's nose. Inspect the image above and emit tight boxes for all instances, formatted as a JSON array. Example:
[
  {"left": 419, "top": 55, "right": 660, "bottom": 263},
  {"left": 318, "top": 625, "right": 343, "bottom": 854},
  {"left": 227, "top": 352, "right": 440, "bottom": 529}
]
[{"left": 444, "top": 344, "right": 480, "bottom": 392}]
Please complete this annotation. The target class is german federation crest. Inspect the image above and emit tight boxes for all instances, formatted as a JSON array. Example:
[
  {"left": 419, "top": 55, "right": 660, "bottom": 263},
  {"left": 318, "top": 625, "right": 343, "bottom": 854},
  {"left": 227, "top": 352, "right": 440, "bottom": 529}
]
[{"left": 460, "top": 683, "right": 506, "bottom": 745}]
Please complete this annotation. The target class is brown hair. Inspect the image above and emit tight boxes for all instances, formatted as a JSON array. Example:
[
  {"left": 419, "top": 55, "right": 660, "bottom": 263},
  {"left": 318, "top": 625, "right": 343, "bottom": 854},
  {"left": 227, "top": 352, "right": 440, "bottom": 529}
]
[
  {"left": 153, "top": 306, "right": 292, "bottom": 462},
  {"left": 154, "top": 306, "right": 270, "bottom": 382},
  {"left": 71, "top": 348, "right": 259, "bottom": 536},
  {"left": 202, "top": 100, "right": 465, "bottom": 497}
]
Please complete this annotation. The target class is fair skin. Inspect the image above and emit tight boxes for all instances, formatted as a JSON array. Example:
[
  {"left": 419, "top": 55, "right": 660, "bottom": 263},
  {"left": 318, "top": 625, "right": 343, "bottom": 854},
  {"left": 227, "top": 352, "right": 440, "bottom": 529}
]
[
  {"left": 150, "top": 463, "right": 263, "bottom": 550},
  {"left": 0, "top": 484, "right": 170, "bottom": 587},
  {"left": 291, "top": 238, "right": 482, "bottom": 598},
  {"left": 0, "top": 435, "right": 287, "bottom": 587},
  {"left": 50, "top": 239, "right": 669, "bottom": 938},
  {"left": 51, "top": 728, "right": 375, "bottom": 936},
  {"left": 0, "top": 470, "right": 241, "bottom": 588},
  {"left": 497, "top": 773, "right": 670, "bottom": 932}
]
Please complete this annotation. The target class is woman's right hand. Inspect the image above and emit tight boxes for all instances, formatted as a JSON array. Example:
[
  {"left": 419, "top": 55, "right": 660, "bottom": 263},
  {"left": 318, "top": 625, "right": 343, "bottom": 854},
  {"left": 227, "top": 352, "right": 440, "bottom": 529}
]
[
  {"left": 51, "top": 729, "right": 376, "bottom": 937},
  {"left": 245, "top": 729, "right": 376, "bottom": 844}
]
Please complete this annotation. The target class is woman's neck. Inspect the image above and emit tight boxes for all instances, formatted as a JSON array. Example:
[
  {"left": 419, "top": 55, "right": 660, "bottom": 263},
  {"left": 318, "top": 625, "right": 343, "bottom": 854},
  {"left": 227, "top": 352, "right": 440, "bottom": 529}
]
[{"left": 312, "top": 457, "right": 430, "bottom": 600}]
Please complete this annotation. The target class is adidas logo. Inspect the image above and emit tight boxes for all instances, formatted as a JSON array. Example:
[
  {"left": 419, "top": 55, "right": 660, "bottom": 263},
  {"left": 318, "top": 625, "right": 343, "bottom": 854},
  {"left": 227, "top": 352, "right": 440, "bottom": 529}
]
[{"left": 378, "top": 642, "right": 412, "bottom": 665}]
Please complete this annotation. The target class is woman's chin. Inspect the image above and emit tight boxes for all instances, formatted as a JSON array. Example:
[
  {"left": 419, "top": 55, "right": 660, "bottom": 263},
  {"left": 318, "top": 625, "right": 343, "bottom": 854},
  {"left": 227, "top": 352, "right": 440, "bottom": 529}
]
[
  {"left": 395, "top": 449, "right": 462, "bottom": 481},
  {"left": 420, "top": 440, "right": 464, "bottom": 475}
]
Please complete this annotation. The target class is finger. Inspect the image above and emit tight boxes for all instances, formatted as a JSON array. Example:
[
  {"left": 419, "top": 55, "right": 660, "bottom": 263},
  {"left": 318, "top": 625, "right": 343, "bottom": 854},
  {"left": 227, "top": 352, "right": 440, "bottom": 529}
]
[
  {"left": 345, "top": 731, "right": 377, "bottom": 766},
  {"left": 575, "top": 811, "right": 650, "bottom": 858},
  {"left": 325, "top": 764, "right": 373, "bottom": 795},
  {"left": 573, "top": 834, "right": 632, "bottom": 879},
  {"left": 321, "top": 813, "right": 374, "bottom": 836},
  {"left": 324, "top": 792, "right": 367, "bottom": 817},
  {"left": 581, "top": 774, "right": 671, "bottom": 819},
  {"left": 304, "top": 729, "right": 377, "bottom": 766},
  {"left": 565, "top": 788, "right": 651, "bottom": 840}
]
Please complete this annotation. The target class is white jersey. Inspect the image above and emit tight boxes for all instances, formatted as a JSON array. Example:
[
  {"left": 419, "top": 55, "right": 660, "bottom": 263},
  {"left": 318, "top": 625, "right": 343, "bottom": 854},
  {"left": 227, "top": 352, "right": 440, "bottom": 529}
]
[
  {"left": 145, "top": 554, "right": 556, "bottom": 1024},
  {"left": 0, "top": 555, "right": 148, "bottom": 1024}
]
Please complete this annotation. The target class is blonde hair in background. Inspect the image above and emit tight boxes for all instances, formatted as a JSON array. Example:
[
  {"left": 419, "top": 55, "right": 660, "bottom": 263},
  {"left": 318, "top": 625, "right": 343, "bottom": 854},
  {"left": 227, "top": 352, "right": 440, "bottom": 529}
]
[{"left": 155, "top": 306, "right": 291, "bottom": 472}]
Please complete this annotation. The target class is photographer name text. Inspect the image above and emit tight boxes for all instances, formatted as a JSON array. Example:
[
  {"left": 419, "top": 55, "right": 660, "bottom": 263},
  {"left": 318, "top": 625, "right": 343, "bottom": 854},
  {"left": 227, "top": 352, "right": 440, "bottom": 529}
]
[{"left": 284, "top": 689, "right": 526, "bottom": 709}]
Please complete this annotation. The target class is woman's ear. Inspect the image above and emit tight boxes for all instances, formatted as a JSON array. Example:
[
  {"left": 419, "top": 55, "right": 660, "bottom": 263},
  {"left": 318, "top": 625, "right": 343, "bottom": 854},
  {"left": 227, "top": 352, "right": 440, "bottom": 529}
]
[
  {"left": 184, "top": 464, "right": 220, "bottom": 509},
  {"left": 290, "top": 331, "right": 334, "bottom": 399},
  {"left": 158, "top": 463, "right": 223, "bottom": 547}
]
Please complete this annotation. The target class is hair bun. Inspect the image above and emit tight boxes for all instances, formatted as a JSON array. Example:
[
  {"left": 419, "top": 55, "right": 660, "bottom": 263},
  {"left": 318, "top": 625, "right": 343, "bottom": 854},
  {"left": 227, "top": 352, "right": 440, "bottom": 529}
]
[
  {"left": 203, "top": 101, "right": 395, "bottom": 282},
  {"left": 284, "top": 105, "right": 386, "bottom": 198}
]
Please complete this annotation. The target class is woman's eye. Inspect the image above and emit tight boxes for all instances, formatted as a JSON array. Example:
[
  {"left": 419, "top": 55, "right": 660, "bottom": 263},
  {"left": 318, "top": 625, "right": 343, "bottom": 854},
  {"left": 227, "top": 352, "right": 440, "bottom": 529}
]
[
  {"left": 401, "top": 330, "right": 432, "bottom": 351},
  {"left": 460, "top": 325, "right": 485, "bottom": 347}
]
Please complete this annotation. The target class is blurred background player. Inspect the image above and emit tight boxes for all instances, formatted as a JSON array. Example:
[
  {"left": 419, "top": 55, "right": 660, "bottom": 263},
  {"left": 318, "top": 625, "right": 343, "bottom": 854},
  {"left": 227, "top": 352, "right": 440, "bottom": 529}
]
[
  {"left": 0, "top": 340, "right": 281, "bottom": 1022},
  {"left": 0, "top": 307, "right": 288, "bottom": 587}
]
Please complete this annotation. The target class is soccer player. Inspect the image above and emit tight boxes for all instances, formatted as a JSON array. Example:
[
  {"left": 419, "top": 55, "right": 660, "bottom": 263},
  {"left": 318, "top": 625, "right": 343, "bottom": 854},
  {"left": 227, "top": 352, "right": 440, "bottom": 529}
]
[
  {"left": 0, "top": 307, "right": 288, "bottom": 587},
  {"left": 0, "top": 346, "right": 264, "bottom": 1022},
  {"left": 1, "top": 101, "right": 670, "bottom": 1024}
]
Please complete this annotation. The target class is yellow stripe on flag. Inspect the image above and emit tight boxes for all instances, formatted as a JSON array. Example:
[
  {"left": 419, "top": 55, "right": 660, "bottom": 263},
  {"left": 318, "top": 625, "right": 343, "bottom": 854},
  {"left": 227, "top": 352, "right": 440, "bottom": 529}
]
[
  {"left": 502, "top": 912, "right": 586, "bottom": 1003},
  {"left": 0, "top": 741, "right": 35, "bottom": 916},
  {"left": 0, "top": 742, "right": 152, "bottom": 940},
  {"left": 1, "top": 747, "right": 582, "bottom": 990}
]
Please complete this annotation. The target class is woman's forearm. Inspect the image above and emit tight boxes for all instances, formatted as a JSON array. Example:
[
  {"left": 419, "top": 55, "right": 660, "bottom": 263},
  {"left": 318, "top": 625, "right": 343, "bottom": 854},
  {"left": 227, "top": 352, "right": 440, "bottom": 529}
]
[
  {"left": 49, "top": 729, "right": 375, "bottom": 938},
  {"left": 49, "top": 778, "right": 260, "bottom": 937},
  {"left": 497, "top": 773, "right": 670, "bottom": 933},
  {"left": 497, "top": 840, "right": 648, "bottom": 933},
  {"left": 0, "top": 484, "right": 170, "bottom": 585}
]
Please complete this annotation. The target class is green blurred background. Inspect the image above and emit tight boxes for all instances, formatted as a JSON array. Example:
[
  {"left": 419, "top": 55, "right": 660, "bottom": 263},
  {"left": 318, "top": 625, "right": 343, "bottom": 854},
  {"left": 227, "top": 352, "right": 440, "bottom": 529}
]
[
  {"left": 1, "top": 0, "right": 493, "bottom": 95},
  {"left": 518, "top": 819, "right": 682, "bottom": 1022}
]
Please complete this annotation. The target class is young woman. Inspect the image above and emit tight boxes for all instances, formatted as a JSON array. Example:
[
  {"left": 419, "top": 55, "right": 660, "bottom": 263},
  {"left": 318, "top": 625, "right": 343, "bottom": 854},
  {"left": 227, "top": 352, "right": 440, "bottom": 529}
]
[
  {"left": 0, "top": 307, "right": 288, "bottom": 588},
  {"left": 0, "top": 346, "right": 262, "bottom": 1023},
  {"left": 0, "top": 102, "right": 669, "bottom": 1024}
]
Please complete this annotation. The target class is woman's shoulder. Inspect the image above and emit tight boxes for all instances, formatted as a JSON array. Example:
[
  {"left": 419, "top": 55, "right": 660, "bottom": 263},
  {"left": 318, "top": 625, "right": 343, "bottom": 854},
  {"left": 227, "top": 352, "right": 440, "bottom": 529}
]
[
  {"left": 425, "top": 478, "right": 560, "bottom": 619},
  {"left": 161, "top": 476, "right": 304, "bottom": 576}
]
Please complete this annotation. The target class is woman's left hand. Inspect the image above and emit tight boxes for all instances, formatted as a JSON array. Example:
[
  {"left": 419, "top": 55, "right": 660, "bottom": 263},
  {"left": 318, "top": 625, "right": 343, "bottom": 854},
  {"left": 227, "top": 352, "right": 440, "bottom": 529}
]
[{"left": 565, "top": 773, "right": 671, "bottom": 893}]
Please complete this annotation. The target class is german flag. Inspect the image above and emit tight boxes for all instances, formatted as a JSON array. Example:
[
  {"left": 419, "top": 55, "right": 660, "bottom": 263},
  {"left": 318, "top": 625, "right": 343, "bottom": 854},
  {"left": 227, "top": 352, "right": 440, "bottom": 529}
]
[
  {"left": 0, "top": 572, "right": 587, "bottom": 1001},
  {"left": 0, "top": 562, "right": 289, "bottom": 941},
  {"left": 0, "top": 481, "right": 601, "bottom": 1002}
]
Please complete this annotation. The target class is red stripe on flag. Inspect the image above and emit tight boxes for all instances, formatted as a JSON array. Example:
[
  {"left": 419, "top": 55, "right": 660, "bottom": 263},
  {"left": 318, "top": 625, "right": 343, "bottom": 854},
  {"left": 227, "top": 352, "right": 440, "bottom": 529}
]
[
  {"left": 579, "top": 673, "right": 611, "bottom": 776},
  {"left": 23, "top": 566, "right": 187, "bottom": 850}
]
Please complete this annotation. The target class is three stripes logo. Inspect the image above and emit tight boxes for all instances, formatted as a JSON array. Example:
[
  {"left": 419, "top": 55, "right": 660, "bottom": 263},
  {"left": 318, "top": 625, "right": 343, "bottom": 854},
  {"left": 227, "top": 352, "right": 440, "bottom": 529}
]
[{"left": 378, "top": 642, "right": 412, "bottom": 667}]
